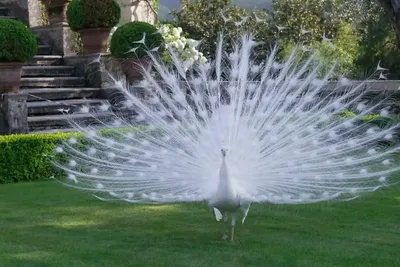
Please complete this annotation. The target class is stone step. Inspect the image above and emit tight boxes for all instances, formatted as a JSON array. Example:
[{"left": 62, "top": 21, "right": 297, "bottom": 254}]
[
  {"left": 27, "top": 98, "right": 107, "bottom": 116},
  {"left": 22, "top": 66, "right": 75, "bottom": 77},
  {"left": 21, "top": 77, "right": 86, "bottom": 88},
  {"left": 0, "top": 15, "right": 17, "bottom": 20},
  {"left": 27, "top": 55, "right": 63, "bottom": 66},
  {"left": 30, "top": 128, "right": 78, "bottom": 134},
  {"left": 31, "top": 32, "right": 44, "bottom": 45},
  {"left": 0, "top": 7, "right": 9, "bottom": 16},
  {"left": 37, "top": 45, "right": 52, "bottom": 55},
  {"left": 36, "top": 36, "right": 45, "bottom": 45},
  {"left": 28, "top": 110, "right": 139, "bottom": 132},
  {"left": 23, "top": 87, "right": 102, "bottom": 101},
  {"left": 28, "top": 112, "right": 116, "bottom": 131}
]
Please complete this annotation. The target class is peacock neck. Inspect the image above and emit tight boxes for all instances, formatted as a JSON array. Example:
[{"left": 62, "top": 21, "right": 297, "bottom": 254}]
[{"left": 218, "top": 156, "right": 236, "bottom": 197}]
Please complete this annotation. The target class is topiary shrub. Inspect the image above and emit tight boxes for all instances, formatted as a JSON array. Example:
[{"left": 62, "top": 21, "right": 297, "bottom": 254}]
[
  {"left": 66, "top": 0, "right": 120, "bottom": 31},
  {"left": 0, "top": 18, "right": 38, "bottom": 62},
  {"left": 110, "top": 21, "right": 164, "bottom": 59},
  {"left": 66, "top": 0, "right": 84, "bottom": 31},
  {"left": 81, "top": 0, "right": 121, "bottom": 28}
]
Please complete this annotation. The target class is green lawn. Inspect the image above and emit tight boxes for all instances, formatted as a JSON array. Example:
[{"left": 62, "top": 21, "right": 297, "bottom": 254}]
[{"left": 0, "top": 181, "right": 399, "bottom": 267}]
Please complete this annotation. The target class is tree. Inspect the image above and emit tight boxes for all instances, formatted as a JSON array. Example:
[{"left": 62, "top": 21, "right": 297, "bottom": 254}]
[
  {"left": 272, "top": 0, "right": 365, "bottom": 78},
  {"left": 376, "top": 0, "right": 400, "bottom": 49},
  {"left": 355, "top": 3, "right": 400, "bottom": 78},
  {"left": 271, "top": 0, "right": 379, "bottom": 44},
  {"left": 172, "top": 0, "right": 274, "bottom": 59}
]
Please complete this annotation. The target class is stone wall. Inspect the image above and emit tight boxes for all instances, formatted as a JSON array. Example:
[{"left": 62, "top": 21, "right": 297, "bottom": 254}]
[
  {"left": 2, "top": 0, "right": 29, "bottom": 25},
  {"left": 31, "top": 24, "right": 77, "bottom": 56},
  {"left": 2, "top": 0, "right": 42, "bottom": 27}
]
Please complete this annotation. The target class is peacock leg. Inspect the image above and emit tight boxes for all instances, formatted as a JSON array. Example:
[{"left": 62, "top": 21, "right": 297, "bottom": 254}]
[
  {"left": 222, "top": 212, "right": 229, "bottom": 240},
  {"left": 231, "top": 212, "right": 237, "bottom": 242}
]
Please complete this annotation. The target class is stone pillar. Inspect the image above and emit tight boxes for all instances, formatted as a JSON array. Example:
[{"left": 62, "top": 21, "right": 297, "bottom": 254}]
[
  {"left": 116, "top": 0, "right": 157, "bottom": 25},
  {"left": 27, "top": 0, "right": 42, "bottom": 27},
  {"left": 0, "top": 92, "right": 28, "bottom": 135},
  {"left": 31, "top": 24, "right": 77, "bottom": 56}
]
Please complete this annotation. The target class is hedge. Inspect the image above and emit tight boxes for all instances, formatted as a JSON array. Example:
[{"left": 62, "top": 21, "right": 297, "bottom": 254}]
[
  {"left": 0, "top": 132, "right": 77, "bottom": 184},
  {"left": 0, "top": 127, "right": 145, "bottom": 184}
]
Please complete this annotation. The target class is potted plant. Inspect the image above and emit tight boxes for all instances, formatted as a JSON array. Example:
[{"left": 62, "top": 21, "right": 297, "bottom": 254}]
[
  {"left": 66, "top": 0, "right": 121, "bottom": 54},
  {"left": 110, "top": 21, "right": 164, "bottom": 84},
  {"left": 0, "top": 19, "right": 38, "bottom": 93},
  {"left": 41, "top": 0, "right": 71, "bottom": 25}
]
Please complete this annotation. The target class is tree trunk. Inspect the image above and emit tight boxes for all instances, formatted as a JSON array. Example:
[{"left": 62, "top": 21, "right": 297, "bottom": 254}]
[{"left": 378, "top": 0, "right": 400, "bottom": 50}]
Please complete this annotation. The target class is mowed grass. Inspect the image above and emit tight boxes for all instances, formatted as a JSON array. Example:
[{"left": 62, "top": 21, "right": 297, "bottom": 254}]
[{"left": 0, "top": 181, "right": 400, "bottom": 267}]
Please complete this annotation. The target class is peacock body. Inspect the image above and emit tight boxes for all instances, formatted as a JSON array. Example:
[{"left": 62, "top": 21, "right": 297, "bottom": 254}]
[{"left": 52, "top": 34, "right": 400, "bottom": 241}]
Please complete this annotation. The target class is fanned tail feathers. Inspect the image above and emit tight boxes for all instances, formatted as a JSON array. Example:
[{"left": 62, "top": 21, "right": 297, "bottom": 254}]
[{"left": 51, "top": 34, "right": 400, "bottom": 204}]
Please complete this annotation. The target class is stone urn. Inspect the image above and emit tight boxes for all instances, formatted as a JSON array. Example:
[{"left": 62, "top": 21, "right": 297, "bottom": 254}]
[
  {"left": 0, "top": 62, "right": 24, "bottom": 93},
  {"left": 79, "top": 28, "right": 112, "bottom": 54},
  {"left": 120, "top": 57, "right": 152, "bottom": 84},
  {"left": 41, "top": 0, "right": 71, "bottom": 25}
]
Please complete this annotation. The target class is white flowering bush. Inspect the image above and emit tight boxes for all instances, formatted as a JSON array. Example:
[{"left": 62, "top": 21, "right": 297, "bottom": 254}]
[
  {"left": 107, "top": 23, "right": 207, "bottom": 70},
  {"left": 158, "top": 23, "right": 207, "bottom": 67}
]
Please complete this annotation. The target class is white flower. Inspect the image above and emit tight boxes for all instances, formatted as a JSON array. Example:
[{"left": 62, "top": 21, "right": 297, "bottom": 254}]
[
  {"left": 172, "top": 28, "right": 180, "bottom": 38},
  {"left": 157, "top": 23, "right": 208, "bottom": 67}
]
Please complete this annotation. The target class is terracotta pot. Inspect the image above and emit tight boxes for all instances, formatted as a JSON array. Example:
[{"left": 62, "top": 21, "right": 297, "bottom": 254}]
[
  {"left": 42, "top": 0, "right": 71, "bottom": 24},
  {"left": 0, "top": 62, "right": 24, "bottom": 93},
  {"left": 79, "top": 28, "right": 111, "bottom": 54},
  {"left": 120, "top": 57, "right": 152, "bottom": 84}
]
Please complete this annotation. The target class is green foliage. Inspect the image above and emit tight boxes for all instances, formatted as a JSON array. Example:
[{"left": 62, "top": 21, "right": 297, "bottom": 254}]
[
  {"left": 0, "top": 127, "right": 144, "bottom": 184},
  {"left": 172, "top": 0, "right": 274, "bottom": 59},
  {"left": 309, "top": 22, "right": 361, "bottom": 78},
  {"left": 0, "top": 132, "right": 76, "bottom": 184},
  {"left": 271, "top": 0, "right": 363, "bottom": 79},
  {"left": 152, "top": 0, "right": 159, "bottom": 10},
  {"left": 110, "top": 21, "right": 164, "bottom": 59},
  {"left": 271, "top": 0, "right": 360, "bottom": 45},
  {"left": 277, "top": 22, "right": 360, "bottom": 79},
  {"left": 0, "top": 19, "right": 38, "bottom": 62},
  {"left": 66, "top": 0, "right": 121, "bottom": 31},
  {"left": 66, "top": 0, "right": 85, "bottom": 31},
  {"left": 1, "top": 181, "right": 400, "bottom": 266},
  {"left": 72, "top": 31, "right": 84, "bottom": 54},
  {"left": 355, "top": 12, "right": 400, "bottom": 79},
  {"left": 81, "top": 0, "right": 121, "bottom": 28},
  {"left": 271, "top": 0, "right": 400, "bottom": 79},
  {"left": 40, "top": 1, "right": 49, "bottom": 25}
]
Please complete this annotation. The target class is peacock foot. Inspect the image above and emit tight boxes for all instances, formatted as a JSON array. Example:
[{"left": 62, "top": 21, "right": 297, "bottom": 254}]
[{"left": 222, "top": 233, "right": 229, "bottom": 241}]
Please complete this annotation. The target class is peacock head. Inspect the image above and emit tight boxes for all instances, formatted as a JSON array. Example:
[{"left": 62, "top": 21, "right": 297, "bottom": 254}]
[{"left": 221, "top": 147, "right": 229, "bottom": 157}]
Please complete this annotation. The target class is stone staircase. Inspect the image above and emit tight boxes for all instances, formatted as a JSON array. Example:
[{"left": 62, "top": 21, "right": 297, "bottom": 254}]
[
  {"left": 0, "top": 4, "right": 127, "bottom": 133},
  {"left": 0, "top": 6, "right": 17, "bottom": 20},
  {"left": 21, "top": 45, "right": 113, "bottom": 133}
]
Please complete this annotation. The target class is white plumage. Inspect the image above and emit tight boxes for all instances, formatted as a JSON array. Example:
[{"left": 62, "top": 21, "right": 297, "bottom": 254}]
[{"left": 52, "top": 34, "right": 400, "bottom": 241}]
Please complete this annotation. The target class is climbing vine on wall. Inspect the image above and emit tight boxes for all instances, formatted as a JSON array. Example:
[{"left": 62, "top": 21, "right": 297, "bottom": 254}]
[
  {"left": 152, "top": 0, "right": 159, "bottom": 10},
  {"left": 40, "top": 2, "right": 49, "bottom": 25}
]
